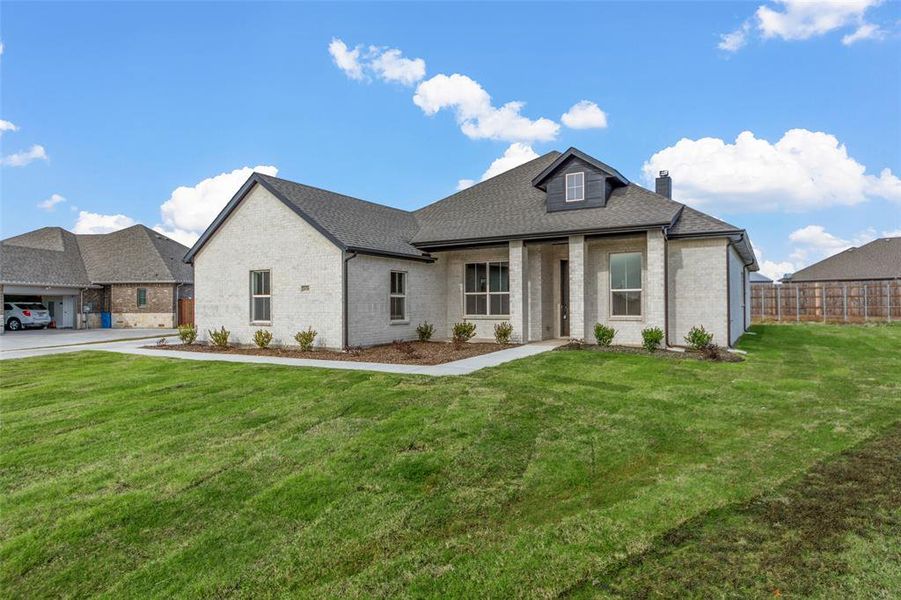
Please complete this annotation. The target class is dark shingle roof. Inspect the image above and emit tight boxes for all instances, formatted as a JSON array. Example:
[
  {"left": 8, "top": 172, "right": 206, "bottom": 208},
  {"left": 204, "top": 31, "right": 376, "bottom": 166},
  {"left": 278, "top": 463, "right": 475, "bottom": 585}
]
[
  {"left": 256, "top": 175, "right": 425, "bottom": 258},
  {"left": 0, "top": 228, "right": 91, "bottom": 287},
  {"left": 77, "top": 225, "right": 193, "bottom": 283},
  {"left": 668, "top": 206, "right": 742, "bottom": 236},
  {"left": 1, "top": 225, "right": 192, "bottom": 287},
  {"left": 786, "top": 237, "right": 901, "bottom": 282},
  {"left": 412, "top": 153, "right": 683, "bottom": 245}
]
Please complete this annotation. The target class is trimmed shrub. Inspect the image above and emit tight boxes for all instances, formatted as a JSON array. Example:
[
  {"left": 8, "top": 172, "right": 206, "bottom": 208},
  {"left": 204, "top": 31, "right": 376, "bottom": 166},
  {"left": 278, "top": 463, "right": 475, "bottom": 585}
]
[
  {"left": 641, "top": 327, "right": 664, "bottom": 352},
  {"left": 178, "top": 324, "right": 197, "bottom": 345},
  {"left": 253, "top": 329, "right": 273, "bottom": 349},
  {"left": 494, "top": 321, "right": 513, "bottom": 344},
  {"left": 416, "top": 321, "right": 434, "bottom": 342},
  {"left": 593, "top": 323, "right": 616, "bottom": 347},
  {"left": 294, "top": 327, "right": 317, "bottom": 351},
  {"left": 452, "top": 321, "right": 477, "bottom": 349},
  {"left": 208, "top": 326, "right": 230, "bottom": 348},
  {"left": 684, "top": 325, "right": 714, "bottom": 350}
]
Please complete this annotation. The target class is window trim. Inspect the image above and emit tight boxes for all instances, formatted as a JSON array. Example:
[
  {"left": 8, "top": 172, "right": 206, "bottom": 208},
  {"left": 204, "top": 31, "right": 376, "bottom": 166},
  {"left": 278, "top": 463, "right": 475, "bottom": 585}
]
[
  {"left": 463, "top": 261, "right": 510, "bottom": 318},
  {"left": 136, "top": 287, "right": 148, "bottom": 308},
  {"left": 249, "top": 269, "right": 272, "bottom": 324},
  {"left": 389, "top": 270, "right": 407, "bottom": 323},
  {"left": 609, "top": 252, "right": 643, "bottom": 319},
  {"left": 565, "top": 172, "right": 585, "bottom": 202}
]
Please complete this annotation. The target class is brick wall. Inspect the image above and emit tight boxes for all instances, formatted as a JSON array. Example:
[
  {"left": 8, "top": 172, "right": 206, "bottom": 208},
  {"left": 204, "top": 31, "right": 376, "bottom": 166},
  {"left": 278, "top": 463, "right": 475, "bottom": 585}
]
[
  {"left": 110, "top": 283, "right": 174, "bottom": 313},
  {"left": 667, "top": 237, "right": 729, "bottom": 347}
]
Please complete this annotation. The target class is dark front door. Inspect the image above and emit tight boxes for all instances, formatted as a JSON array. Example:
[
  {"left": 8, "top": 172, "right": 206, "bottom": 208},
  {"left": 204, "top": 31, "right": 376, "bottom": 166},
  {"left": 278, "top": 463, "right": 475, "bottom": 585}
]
[{"left": 560, "top": 260, "right": 570, "bottom": 337}]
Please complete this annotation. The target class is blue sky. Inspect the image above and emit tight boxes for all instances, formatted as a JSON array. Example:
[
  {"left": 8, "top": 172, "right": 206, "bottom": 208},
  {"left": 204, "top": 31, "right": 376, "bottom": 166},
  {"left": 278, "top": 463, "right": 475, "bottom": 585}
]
[{"left": 1, "top": 0, "right": 899, "bottom": 279}]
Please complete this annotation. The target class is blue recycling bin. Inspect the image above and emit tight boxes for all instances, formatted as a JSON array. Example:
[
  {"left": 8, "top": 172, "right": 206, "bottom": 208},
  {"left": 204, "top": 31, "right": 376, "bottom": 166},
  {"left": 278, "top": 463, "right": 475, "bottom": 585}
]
[{"left": 101, "top": 312, "right": 112, "bottom": 328}]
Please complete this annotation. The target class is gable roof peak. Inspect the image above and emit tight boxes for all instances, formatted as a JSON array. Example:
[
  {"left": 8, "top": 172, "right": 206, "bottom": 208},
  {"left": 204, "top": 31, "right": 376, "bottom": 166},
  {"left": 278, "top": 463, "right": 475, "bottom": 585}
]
[{"left": 531, "top": 147, "right": 629, "bottom": 190}]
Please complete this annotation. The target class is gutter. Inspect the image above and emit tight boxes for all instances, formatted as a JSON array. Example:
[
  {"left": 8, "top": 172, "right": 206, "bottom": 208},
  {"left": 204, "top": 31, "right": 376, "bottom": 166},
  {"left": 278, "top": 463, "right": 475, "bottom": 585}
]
[{"left": 342, "top": 250, "right": 358, "bottom": 350}]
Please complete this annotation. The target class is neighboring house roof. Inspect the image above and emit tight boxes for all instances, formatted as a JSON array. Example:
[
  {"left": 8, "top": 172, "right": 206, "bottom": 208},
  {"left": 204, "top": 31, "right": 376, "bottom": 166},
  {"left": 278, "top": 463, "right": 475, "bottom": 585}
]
[
  {"left": 783, "top": 237, "right": 901, "bottom": 282},
  {"left": 1, "top": 225, "right": 192, "bottom": 287},
  {"left": 750, "top": 271, "right": 773, "bottom": 283},
  {"left": 185, "top": 148, "right": 758, "bottom": 270}
]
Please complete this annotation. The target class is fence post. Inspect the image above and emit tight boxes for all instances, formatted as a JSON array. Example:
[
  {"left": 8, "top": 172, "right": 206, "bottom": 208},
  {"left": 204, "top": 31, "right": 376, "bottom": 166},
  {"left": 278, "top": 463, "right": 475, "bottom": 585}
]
[
  {"left": 889, "top": 282, "right": 893, "bottom": 323},
  {"left": 796, "top": 285, "right": 800, "bottom": 321},
  {"left": 864, "top": 284, "right": 868, "bottom": 321},
  {"left": 843, "top": 284, "right": 848, "bottom": 322},
  {"left": 777, "top": 285, "right": 781, "bottom": 321}
]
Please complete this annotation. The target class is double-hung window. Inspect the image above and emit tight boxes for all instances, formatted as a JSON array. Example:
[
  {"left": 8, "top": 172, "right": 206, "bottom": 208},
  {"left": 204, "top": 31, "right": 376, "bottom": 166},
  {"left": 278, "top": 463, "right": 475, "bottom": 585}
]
[
  {"left": 250, "top": 270, "right": 271, "bottom": 323},
  {"left": 565, "top": 172, "right": 585, "bottom": 202},
  {"left": 390, "top": 271, "right": 406, "bottom": 321},
  {"left": 610, "top": 252, "right": 642, "bottom": 317},
  {"left": 464, "top": 261, "right": 509, "bottom": 316},
  {"left": 136, "top": 287, "right": 147, "bottom": 308}
]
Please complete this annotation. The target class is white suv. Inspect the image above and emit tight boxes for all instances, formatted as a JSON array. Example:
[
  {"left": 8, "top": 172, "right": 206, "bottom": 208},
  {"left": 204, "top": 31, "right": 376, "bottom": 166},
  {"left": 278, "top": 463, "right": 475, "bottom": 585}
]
[{"left": 4, "top": 302, "right": 52, "bottom": 331}]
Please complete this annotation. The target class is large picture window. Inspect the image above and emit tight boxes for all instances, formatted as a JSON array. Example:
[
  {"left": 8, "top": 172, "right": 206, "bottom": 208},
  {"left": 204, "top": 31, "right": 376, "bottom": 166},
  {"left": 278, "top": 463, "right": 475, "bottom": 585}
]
[
  {"left": 464, "top": 261, "right": 509, "bottom": 316},
  {"left": 610, "top": 252, "right": 642, "bottom": 317},
  {"left": 390, "top": 271, "right": 406, "bottom": 321},
  {"left": 250, "top": 270, "right": 271, "bottom": 323}
]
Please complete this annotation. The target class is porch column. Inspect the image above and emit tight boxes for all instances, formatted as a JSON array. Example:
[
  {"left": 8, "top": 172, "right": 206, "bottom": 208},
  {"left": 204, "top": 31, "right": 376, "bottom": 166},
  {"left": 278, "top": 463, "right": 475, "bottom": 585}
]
[
  {"left": 509, "top": 240, "right": 529, "bottom": 343},
  {"left": 646, "top": 230, "right": 667, "bottom": 338},
  {"left": 568, "top": 234, "right": 587, "bottom": 341}
]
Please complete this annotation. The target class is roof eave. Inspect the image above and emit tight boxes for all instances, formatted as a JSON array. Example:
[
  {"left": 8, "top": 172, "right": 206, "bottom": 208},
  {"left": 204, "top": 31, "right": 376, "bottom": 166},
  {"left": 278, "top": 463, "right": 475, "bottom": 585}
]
[
  {"left": 413, "top": 223, "right": 672, "bottom": 250},
  {"left": 531, "top": 147, "right": 630, "bottom": 190}
]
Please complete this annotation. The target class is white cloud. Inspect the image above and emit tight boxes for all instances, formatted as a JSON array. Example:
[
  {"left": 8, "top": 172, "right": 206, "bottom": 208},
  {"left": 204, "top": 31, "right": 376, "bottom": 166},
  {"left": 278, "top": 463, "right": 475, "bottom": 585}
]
[
  {"left": 842, "top": 22, "right": 886, "bottom": 44},
  {"left": 369, "top": 48, "right": 426, "bottom": 86},
  {"left": 154, "top": 165, "right": 278, "bottom": 246},
  {"left": 73, "top": 211, "right": 137, "bottom": 234},
  {"left": 719, "top": 21, "right": 752, "bottom": 52},
  {"left": 719, "top": 1, "right": 887, "bottom": 50},
  {"left": 1, "top": 144, "right": 48, "bottom": 167},
  {"left": 37, "top": 193, "right": 66, "bottom": 212},
  {"left": 0, "top": 41, "right": 4, "bottom": 57},
  {"left": 642, "top": 129, "right": 901, "bottom": 212},
  {"left": 414, "top": 74, "right": 559, "bottom": 143},
  {"left": 755, "top": 248, "right": 797, "bottom": 281},
  {"left": 328, "top": 38, "right": 364, "bottom": 80},
  {"left": 456, "top": 143, "right": 539, "bottom": 191},
  {"left": 0, "top": 119, "right": 18, "bottom": 135},
  {"left": 560, "top": 100, "right": 608, "bottom": 129}
]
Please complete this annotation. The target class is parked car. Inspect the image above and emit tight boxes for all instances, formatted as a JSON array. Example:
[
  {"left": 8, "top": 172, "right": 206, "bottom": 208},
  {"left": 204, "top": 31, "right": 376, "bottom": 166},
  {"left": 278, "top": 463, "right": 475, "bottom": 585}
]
[{"left": 4, "top": 302, "right": 52, "bottom": 330}]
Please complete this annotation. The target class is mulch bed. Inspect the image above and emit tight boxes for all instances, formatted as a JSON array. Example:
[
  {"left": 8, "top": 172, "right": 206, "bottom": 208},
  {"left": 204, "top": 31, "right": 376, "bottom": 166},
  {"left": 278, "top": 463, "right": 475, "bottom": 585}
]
[
  {"left": 149, "top": 340, "right": 514, "bottom": 365},
  {"left": 555, "top": 342, "right": 744, "bottom": 362}
]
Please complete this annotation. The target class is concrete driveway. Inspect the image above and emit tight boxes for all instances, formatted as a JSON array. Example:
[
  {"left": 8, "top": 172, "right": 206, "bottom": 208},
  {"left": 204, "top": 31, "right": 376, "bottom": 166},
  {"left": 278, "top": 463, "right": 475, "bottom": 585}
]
[{"left": 0, "top": 328, "right": 178, "bottom": 353}]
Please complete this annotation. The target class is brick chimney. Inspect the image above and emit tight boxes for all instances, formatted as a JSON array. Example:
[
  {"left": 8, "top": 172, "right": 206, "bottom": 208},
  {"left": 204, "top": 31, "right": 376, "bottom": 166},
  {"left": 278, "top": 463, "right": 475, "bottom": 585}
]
[{"left": 655, "top": 170, "right": 672, "bottom": 199}]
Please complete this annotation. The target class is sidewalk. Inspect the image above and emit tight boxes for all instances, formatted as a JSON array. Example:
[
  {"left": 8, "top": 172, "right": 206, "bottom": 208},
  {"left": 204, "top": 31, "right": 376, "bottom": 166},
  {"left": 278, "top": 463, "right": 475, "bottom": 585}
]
[{"left": 0, "top": 338, "right": 567, "bottom": 376}]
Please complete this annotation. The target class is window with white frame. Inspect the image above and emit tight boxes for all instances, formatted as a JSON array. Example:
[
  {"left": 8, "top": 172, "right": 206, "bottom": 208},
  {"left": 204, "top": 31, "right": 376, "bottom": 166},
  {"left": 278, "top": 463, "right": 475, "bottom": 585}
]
[
  {"left": 250, "top": 270, "right": 271, "bottom": 322},
  {"left": 464, "top": 261, "right": 509, "bottom": 316},
  {"left": 565, "top": 172, "right": 585, "bottom": 202},
  {"left": 610, "top": 252, "right": 642, "bottom": 317},
  {"left": 390, "top": 271, "right": 406, "bottom": 321}
]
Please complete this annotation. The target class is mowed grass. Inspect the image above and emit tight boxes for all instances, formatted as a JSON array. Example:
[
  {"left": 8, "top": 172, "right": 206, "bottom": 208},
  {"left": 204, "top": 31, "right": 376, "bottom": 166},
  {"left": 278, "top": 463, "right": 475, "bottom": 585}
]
[{"left": 1, "top": 324, "right": 899, "bottom": 598}]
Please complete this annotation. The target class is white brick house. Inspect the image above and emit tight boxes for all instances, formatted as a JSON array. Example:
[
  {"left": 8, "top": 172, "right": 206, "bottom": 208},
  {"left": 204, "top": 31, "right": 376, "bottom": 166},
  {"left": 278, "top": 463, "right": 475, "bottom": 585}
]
[{"left": 186, "top": 148, "right": 757, "bottom": 349}]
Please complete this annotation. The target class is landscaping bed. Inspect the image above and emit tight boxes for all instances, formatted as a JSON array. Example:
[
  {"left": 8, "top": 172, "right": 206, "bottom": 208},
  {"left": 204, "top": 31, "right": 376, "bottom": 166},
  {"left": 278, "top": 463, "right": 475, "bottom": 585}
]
[
  {"left": 150, "top": 340, "right": 514, "bottom": 365},
  {"left": 555, "top": 341, "right": 744, "bottom": 362}
]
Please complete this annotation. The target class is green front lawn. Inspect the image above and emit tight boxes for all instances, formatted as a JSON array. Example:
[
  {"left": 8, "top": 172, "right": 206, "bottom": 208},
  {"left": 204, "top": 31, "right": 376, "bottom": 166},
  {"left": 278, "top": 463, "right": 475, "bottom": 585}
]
[{"left": 1, "top": 324, "right": 899, "bottom": 598}]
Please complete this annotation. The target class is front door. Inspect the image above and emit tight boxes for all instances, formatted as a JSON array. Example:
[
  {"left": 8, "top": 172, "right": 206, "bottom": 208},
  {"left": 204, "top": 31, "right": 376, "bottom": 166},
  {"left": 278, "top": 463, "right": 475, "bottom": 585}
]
[{"left": 560, "top": 260, "right": 570, "bottom": 337}]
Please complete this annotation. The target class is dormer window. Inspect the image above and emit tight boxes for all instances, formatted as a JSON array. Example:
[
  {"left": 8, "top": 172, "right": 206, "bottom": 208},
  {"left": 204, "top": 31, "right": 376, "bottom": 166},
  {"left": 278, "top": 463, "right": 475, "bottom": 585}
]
[{"left": 565, "top": 172, "right": 584, "bottom": 202}]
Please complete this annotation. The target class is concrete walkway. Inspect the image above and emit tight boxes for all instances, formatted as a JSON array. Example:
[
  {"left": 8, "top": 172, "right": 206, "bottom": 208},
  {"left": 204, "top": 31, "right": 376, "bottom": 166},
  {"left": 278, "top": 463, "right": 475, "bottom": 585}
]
[
  {"left": 0, "top": 337, "right": 567, "bottom": 376},
  {"left": 0, "top": 328, "right": 178, "bottom": 352}
]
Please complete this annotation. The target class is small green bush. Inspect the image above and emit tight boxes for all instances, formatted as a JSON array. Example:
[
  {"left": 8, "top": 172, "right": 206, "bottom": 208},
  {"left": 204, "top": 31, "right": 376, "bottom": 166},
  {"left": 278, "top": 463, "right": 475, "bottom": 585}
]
[
  {"left": 685, "top": 325, "right": 714, "bottom": 350},
  {"left": 208, "top": 326, "right": 230, "bottom": 348},
  {"left": 416, "top": 321, "right": 434, "bottom": 342},
  {"left": 593, "top": 323, "right": 616, "bottom": 347},
  {"left": 294, "top": 327, "right": 317, "bottom": 351},
  {"left": 494, "top": 321, "right": 513, "bottom": 344},
  {"left": 178, "top": 324, "right": 197, "bottom": 345},
  {"left": 641, "top": 327, "right": 664, "bottom": 352},
  {"left": 452, "top": 321, "right": 477, "bottom": 348},
  {"left": 253, "top": 329, "right": 273, "bottom": 349}
]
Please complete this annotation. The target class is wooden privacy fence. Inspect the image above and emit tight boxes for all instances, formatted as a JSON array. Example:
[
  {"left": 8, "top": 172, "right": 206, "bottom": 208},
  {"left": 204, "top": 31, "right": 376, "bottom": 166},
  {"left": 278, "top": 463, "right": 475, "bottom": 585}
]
[
  {"left": 177, "top": 298, "right": 194, "bottom": 326},
  {"left": 751, "top": 281, "right": 901, "bottom": 323}
]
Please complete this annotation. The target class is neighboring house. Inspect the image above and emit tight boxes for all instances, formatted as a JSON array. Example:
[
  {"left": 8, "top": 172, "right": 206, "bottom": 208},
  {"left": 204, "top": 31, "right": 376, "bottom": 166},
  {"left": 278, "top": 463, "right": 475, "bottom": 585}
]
[
  {"left": 186, "top": 148, "right": 758, "bottom": 349},
  {"left": 782, "top": 237, "right": 901, "bottom": 284},
  {"left": 1, "top": 225, "right": 193, "bottom": 329},
  {"left": 750, "top": 272, "right": 773, "bottom": 285}
]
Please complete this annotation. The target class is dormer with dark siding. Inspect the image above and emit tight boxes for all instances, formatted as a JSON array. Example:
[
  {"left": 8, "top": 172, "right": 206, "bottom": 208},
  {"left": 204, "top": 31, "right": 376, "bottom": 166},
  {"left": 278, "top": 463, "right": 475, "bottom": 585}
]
[{"left": 531, "top": 147, "right": 630, "bottom": 213}]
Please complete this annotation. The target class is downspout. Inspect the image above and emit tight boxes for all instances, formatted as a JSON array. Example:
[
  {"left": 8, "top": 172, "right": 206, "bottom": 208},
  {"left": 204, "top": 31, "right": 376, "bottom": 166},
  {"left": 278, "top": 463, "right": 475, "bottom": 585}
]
[
  {"left": 662, "top": 225, "right": 671, "bottom": 348},
  {"left": 342, "top": 250, "right": 358, "bottom": 350},
  {"left": 175, "top": 282, "right": 184, "bottom": 327}
]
